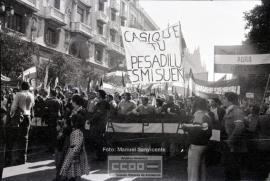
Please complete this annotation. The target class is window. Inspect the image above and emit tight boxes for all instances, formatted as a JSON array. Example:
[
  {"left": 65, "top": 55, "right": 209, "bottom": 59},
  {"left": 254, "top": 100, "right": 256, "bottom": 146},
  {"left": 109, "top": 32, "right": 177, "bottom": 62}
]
[
  {"left": 111, "top": 9, "right": 116, "bottom": 21},
  {"left": 99, "top": 0, "right": 104, "bottom": 11},
  {"left": 95, "top": 45, "right": 103, "bottom": 63},
  {"left": 121, "top": 2, "right": 126, "bottom": 14},
  {"left": 7, "top": 13, "right": 24, "bottom": 33},
  {"left": 97, "top": 21, "right": 103, "bottom": 35},
  {"left": 120, "top": 17, "right": 125, "bottom": 26},
  {"left": 54, "top": 0, "right": 60, "bottom": 9},
  {"left": 45, "top": 27, "right": 57, "bottom": 45},
  {"left": 77, "top": 7, "right": 84, "bottom": 23},
  {"left": 110, "top": 30, "right": 116, "bottom": 42}
]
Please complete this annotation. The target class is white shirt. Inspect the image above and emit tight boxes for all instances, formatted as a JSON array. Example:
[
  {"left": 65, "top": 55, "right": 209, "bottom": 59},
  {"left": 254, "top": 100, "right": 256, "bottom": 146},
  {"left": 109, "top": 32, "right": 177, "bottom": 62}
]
[{"left": 11, "top": 90, "right": 35, "bottom": 116}]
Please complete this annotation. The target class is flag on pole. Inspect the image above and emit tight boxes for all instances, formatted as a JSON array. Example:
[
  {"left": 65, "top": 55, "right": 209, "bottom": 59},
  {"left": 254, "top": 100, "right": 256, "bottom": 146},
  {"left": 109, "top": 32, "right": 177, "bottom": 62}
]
[
  {"left": 43, "top": 64, "right": 49, "bottom": 88},
  {"left": 54, "top": 77, "right": 59, "bottom": 88},
  {"left": 95, "top": 80, "right": 99, "bottom": 91},
  {"left": 164, "top": 82, "right": 169, "bottom": 94},
  {"left": 22, "top": 66, "right": 37, "bottom": 82},
  {"left": 90, "top": 79, "right": 94, "bottom": 91},
  {"left": 100, "top": 76, "right": 103, "bottom": 88},
  {"left": 46, "top": 79, "right": 52, "bottom": 94},
  {"left": 121, "top": 72, "right": 126, "bottom": 87},
  {"left": 216, "top": 74, "right": 227, "bottom": 82},
  {"left": 87, "top": 77, "right": 91, "bottom": 93}
]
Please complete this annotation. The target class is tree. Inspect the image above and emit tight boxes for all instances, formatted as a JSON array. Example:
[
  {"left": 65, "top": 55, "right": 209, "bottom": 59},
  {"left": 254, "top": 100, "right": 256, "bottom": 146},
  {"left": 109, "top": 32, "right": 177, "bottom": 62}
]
[
  {"left": 0, "top": 31, "right": 38, "bottom": 79},
  {"left": 244, "top": 1, "right": 270, "bottom": 53},
  {"left": 37, "top": 52, "right": 82, "bottom": 87}
]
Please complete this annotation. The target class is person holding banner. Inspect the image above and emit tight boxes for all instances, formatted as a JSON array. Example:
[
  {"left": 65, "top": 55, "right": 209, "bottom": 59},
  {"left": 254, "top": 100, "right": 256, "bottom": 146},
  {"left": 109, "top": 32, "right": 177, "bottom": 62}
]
[
  {"left": 118, "top": 92, "right": 136, "bottom": 115},
  {"left": 182, "top": 97, "right": 212, "bottom": 181},
  {"left": 132, "top": 96, "right": 155, "bottom": 115}
]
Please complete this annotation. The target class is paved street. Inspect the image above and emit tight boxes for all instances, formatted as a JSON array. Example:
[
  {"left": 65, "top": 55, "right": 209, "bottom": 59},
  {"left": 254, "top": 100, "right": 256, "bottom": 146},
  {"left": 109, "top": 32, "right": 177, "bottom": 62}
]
[{"left": 2, "top": 151, "right": 261, "bottom": 181}]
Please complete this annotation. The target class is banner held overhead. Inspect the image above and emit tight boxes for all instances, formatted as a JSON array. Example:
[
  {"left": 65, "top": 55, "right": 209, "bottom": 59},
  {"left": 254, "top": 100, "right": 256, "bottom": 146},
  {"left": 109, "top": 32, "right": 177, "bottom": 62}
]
[
  {"left": 214, "top": 45, "right": 270, "bottom": 74},
  {"left": 121, "top": 24, "right": 184, "bottom": 84}
]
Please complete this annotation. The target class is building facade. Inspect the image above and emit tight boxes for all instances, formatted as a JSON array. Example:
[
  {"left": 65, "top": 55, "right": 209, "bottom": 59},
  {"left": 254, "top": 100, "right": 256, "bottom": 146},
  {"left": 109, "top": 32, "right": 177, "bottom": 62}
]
[{"left": 0, "top": 0, "right": 158, "bottom": 84}]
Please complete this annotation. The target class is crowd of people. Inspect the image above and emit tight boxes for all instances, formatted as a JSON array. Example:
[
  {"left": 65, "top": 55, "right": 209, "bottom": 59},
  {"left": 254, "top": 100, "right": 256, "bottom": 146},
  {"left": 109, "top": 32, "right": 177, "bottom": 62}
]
[{"left": 1, "top": 81, "right": 270, "bottom": 181}]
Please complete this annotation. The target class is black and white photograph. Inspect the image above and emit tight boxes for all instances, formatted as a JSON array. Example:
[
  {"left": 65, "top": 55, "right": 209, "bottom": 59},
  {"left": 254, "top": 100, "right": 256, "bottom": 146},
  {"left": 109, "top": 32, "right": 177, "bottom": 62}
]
[{"left": 0, "top": 0, "right": 270, "bottom": 180}]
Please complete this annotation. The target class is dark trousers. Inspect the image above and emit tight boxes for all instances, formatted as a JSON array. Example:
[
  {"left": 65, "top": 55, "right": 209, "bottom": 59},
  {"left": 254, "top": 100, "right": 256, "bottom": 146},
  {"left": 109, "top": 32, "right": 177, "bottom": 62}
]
[
  {"left": 90, "top": 125, "right": 106, "bottom": 160},
  {"left": 5, "top": 115, "right": 30, "bottom": 165},
  {"left": 224, "top": 152, "right": 243, "bottom": 181},
  {"left": 46, "top": 119, "right": 58, "bottom": 153}
]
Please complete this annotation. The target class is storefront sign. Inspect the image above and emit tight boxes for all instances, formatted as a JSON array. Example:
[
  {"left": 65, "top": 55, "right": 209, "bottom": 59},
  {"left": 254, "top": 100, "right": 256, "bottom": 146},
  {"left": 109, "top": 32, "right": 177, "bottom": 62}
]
[{"left": 246, "top": 92, "right": 254, "bottom": 98}]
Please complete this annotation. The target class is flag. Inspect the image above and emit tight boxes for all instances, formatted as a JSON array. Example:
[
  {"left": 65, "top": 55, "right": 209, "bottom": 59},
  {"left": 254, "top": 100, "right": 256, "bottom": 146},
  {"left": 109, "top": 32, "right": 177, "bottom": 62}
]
[
  {"left": 121, "top": 72, "right": 126, "bottom": 87},
  {"left": 43, "top": 64, "right": 49, "bottom": 88},
  {"left": 54, "top": 77, "right": 59, "bottom": 88},
  {"left": 216, "top": 75, "right": 226, "bottom": 82},
  {"left": 95, "top": 80, "right": 99, "bottom": 91},
  {"left": 46, "top": 79, "right": 52, "bottom": 94},
  {"left": 90, "top": 79, "right": 94, "bottom": 91},
  {"left": 100, "top": 76, "right": 103, "bottom": 88},
  {"left": 164, "top": 82, "right": 169, "bottom": 94},
  {"left": 87, "top": 77, "right": 91, "bottom": 93},
  {"left": 22, "top": 66, "right": 37, "bottom": 82}
]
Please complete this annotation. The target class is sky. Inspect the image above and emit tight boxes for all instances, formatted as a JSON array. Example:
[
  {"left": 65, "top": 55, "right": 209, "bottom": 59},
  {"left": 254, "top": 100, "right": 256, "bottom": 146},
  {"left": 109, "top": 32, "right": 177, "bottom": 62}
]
[{"left": 140, "top": 0, "right": 261, "bottom": 81}]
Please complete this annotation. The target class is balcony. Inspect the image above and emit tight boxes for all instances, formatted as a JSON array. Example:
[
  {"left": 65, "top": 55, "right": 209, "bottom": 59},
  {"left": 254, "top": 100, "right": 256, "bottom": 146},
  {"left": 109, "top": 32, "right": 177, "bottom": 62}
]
[
  {"left": 120, "top": 9, "right": 127, "bottom": 19},
  {"left": 108, "top": 42, "right": 125, "bottom": 56},
  {"left": 109, "top": 21, "right": 119, "bottom": 31},
  {"left": 94, "top": 34, "right": 108, "bottom": 46},
  {"left": 16, "top": 0, "right": 39, "bottom": 11},
  {"left": 110, "top": 0, "right": 120, "bottom": 11},
  {"left": 79, "top": 0, "right": 92, "bottom": 7},
  {"left": 96, "top": 11, "right": 109, "bottom": 24},
  {"left": 45, "top": 6, "right": 66, "bottom": 26},
  {"left": 71, "top": 22, "right": 93, "bottom": 38},
  {"left": 130, "top": 22, "right": 143, "bottom": 30}
]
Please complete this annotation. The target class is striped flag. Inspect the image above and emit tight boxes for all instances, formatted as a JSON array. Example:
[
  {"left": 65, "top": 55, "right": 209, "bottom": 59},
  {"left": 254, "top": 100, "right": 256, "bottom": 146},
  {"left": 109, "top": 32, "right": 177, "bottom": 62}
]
[
  {"left": 100, "top": 76, "right": 103, "bottom": 88},
  {"left": 54, "top": 77, "right": 59, "bottom": 88},
  {"left": 43, "top": 64, "right": 49, "bottom": 88},
  {"left": 121, "top": 72, "right": 126, "bottom": 87},
  {"left": 22, "top": 66, "right": 37, "bottom": 82}
]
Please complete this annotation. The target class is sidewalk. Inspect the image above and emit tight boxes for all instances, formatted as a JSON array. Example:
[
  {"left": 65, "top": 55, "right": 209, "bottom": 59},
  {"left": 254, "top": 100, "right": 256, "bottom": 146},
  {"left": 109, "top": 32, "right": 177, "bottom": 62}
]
[{"left": 2, "top": 152, "right": 263, "bottom": 181}]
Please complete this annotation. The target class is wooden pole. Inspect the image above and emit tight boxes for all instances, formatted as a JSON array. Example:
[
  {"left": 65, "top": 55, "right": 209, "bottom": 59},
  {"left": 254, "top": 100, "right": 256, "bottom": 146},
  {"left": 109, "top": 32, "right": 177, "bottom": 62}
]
[{"left": 260, "top": 74, "right": 270, "bottom": 112}]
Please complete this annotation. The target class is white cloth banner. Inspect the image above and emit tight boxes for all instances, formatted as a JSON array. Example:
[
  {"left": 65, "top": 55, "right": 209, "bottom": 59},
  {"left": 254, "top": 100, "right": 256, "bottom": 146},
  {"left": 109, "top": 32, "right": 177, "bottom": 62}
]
[
  {"left": 121, "top": 24, "right": 184, "bottom": 84},
  {"left": 106, "top": 122, "right": 220, "bottom": 141},
  {"left": 194, "top": 84, "right": 240, "bottom": 95},
  {"left": 215, "top": 54, "right": 270, "bottom": 65}
]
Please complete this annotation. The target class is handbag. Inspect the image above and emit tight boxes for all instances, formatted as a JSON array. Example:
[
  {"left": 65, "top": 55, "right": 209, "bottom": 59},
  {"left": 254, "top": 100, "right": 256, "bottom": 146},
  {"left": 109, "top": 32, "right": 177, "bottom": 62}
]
[{"left": 10, "top": 107, "right": 24, "bottom": 127}]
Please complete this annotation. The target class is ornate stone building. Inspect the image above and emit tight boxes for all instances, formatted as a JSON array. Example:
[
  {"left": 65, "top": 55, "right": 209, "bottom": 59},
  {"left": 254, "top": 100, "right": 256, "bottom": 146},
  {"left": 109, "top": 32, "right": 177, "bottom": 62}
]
[{"left": 0, "top": 0, "right": 158, "bottom": 82}]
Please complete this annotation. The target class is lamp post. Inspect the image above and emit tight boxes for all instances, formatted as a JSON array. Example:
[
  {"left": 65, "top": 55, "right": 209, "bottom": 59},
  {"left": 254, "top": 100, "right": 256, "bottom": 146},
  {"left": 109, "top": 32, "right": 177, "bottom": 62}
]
[{"left": 0, "top": 1, "right": 15, "bottom": 30}]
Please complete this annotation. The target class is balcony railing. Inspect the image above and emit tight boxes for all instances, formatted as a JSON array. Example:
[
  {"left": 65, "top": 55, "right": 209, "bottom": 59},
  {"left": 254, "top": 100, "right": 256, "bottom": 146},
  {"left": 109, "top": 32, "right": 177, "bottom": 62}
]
[
  {"left": 108, "top": 42, "right": 125, "bottom": 56},
  {"left": 95, "top": 34, "right": 108, "bottom": 46},
  {"left": 16, "top": 0, "right": 39, "bottom": 11},
  {"left": 96, "top": 11, "right": 109, "bottom": 24},
  {"left": 109, "top": 21, "right": 119, "bottom": 31},
  {"left": 71, "top": 22, "right": 93, "bottom": 38},
  {"left": 45, "top": 6, "right": 66, "bottom": 25},
  {"left": 129, "top": 22, "right": 143, "bottom": 30},
  {"left": 120, "top": 9, "right": 127, "bottom": 19},
  {"left": 110, "top": 0, "right": 120, "bottom": 11},
  {"left": 79, "top": 0, "right": 91, "bottom": 7}
]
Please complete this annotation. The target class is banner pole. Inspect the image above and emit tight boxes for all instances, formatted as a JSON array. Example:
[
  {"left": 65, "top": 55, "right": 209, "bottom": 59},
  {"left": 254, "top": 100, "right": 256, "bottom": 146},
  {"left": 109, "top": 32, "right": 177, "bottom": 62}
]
[
  {"left": 178, "top": 21, "right": 185, "bottom": 98},
  {"left": 260, "top": 74, "right": 270, "bottom": 112}
]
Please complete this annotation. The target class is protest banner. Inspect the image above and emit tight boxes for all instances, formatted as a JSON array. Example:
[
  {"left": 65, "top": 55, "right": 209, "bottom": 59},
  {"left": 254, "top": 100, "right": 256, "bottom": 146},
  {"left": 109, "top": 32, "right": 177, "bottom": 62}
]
[
  {"left": 214, "top": 45, "right": 270, "bottom": 74},
  {"left": 189, "top": 70, "right": 240, "bottom": 96},
  {"left": 106, "top": 119, "right": 220, "bottom": 142},
  {"left": 121, "top": 23, "right": 184, "bottom": 84}
]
